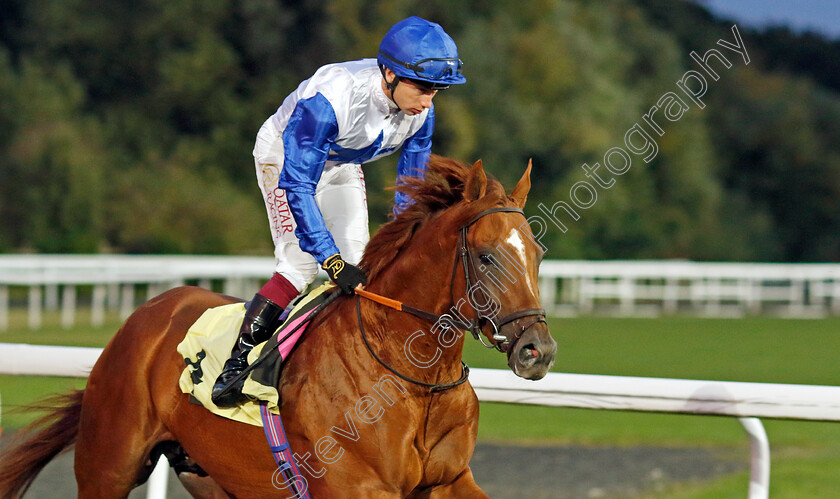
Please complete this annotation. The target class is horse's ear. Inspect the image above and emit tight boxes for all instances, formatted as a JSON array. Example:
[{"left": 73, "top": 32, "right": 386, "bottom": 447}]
[
  {"left": 510, "top": 158, "right": 532, "bottom": 208},
  {"left": 463, "top": 159, "right": 487, "bottom": 201}
]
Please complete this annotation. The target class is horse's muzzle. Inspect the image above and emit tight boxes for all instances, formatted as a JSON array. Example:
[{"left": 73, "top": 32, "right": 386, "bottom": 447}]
[{"left": 507, "top": 322, "right": 556, "bottom": 380}]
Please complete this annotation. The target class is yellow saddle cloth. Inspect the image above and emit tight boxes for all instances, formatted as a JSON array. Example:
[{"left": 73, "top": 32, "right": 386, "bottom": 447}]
[{"left": 177, "top": 282, "right": 335, "bottom": 426}]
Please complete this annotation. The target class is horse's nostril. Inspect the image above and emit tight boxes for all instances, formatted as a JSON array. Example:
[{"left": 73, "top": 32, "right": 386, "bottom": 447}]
[{"left": 518, "top": 343, "right": 539, "bottom": 364}]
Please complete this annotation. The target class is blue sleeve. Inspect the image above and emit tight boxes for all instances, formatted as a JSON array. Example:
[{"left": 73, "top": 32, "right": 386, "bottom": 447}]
[
  {"left": 394, "top": 105, "right": 434, "bottom": 214},
  {"left": 278, "top": 93, "right": 342, "bottom": 264}
]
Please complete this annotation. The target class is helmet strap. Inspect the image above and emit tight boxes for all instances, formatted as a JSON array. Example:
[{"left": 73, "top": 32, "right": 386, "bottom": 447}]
[{"left": 380, "top": 65, "right": 402, "bottom": 111}]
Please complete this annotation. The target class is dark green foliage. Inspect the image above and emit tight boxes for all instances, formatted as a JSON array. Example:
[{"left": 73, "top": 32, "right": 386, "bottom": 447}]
[{"left": 0, "top": 0, "right": 838, "bottom": 261}]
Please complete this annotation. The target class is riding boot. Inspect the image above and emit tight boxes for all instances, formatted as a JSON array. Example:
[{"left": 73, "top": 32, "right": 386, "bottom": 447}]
[{"left": 211, "top": 294, "right": 284, "bottom": 407}]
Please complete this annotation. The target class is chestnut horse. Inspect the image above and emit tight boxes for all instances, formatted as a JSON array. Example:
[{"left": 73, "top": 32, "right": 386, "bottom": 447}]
[{"left": 0, "top": 156, "right": 556, "bottom": 498}]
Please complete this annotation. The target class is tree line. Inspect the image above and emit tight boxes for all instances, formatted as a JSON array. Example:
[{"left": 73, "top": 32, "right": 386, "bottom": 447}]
[{"left": 0, "top": 0, "right": 837, "bottom": 262}]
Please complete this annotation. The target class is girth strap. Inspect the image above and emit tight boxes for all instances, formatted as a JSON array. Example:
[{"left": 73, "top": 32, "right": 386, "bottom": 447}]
[{"left": 259, "top": 402, "right": 310, "bottom": 497}]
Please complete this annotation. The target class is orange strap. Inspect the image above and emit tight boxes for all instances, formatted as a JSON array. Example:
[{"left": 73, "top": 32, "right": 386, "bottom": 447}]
[{"left": 354, "top": 287, "right": 403, "bottom": 312}]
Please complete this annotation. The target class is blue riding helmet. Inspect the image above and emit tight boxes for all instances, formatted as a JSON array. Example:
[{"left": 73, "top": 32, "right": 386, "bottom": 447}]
[{"left": 378, "top": 16, "right": 466, "bottom": 90}]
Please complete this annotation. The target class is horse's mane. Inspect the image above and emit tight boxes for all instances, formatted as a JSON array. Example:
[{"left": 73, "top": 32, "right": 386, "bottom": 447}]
[{"left": 360, "top": 154, "right": 506, "bottom": 282}]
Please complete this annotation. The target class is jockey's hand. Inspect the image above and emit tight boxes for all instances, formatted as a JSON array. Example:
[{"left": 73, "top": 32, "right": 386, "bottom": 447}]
[{"left": 322, "top": 253, "right": 367, "bottom": 294}]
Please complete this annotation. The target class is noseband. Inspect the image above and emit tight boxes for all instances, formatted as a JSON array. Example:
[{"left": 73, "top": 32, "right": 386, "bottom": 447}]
[{"left": 355, "top": 206, "right": 547, "bottom": 392}]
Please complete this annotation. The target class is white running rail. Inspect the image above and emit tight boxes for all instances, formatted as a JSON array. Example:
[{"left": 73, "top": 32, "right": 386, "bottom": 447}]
[
  {"left": 1, "top": 256, "right": 839, "bottom": 331},
  {"left": 3, "top": 343, "right": 840, "bottom": 498}
]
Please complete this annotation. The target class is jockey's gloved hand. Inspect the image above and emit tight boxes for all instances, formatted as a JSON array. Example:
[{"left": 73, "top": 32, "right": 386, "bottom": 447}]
[{"left": 322, "top": 253, "right": 367, "bottom": 294}]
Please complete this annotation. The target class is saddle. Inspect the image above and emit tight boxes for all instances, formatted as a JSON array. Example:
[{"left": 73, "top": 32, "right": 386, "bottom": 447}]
[{"left": 177, "top": 282, "right": 338, "bottom": 426}]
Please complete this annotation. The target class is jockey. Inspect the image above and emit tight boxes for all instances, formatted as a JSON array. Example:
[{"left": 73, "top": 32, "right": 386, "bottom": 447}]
[{"left": 212, "top": 16, "right": 466, "bottom": 407}]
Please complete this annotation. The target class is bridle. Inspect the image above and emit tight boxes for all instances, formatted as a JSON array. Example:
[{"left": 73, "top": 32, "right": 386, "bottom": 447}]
[
  {"left": 454, "top": 207, "right": 547, "bottom": 355},
  {"left": 356, "top": 206, "right": 547, "bottom": 392}
]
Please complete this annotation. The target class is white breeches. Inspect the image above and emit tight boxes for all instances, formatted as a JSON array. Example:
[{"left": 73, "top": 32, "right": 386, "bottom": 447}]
[{"left": 254, "top": 123, "right": 370, "bottom": 293}]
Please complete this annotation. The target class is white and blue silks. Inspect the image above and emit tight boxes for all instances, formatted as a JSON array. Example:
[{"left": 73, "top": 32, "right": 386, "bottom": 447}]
[{"left": 253, "top": 59, "right": 433, "bottom": 291}]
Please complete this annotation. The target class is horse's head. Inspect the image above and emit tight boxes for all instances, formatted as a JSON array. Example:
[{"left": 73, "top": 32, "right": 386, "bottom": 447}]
[
  {"left": 361, "top": 156, "right": 557, "bottom": 381},
  {"left": 458, "top": 159, "right": 557, "bottom": 380}
]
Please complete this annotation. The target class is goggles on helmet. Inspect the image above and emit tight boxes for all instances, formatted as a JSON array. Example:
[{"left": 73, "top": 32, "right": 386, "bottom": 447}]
[{"left": 379, "top": 51, "right": 463, "bottom": 83}]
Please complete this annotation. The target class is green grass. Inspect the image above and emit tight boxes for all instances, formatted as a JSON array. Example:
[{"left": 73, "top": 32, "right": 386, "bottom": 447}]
[
  {"left": 459, "top": 317, "right": 840, "bottom": 447},
  {"left": 461, "top": 316, "right": 840, "bottom": 496},
  {"left": 0, "top": 375, "right": 86, "bottom": 429},
  {"left": 464, "top": 316, "right": 840, "bottom": 384},
  {"left": 1, "top": 312, "right": 839, "bottom": 496},
  {"left": 638, "top": 449, "right": 840, "bottom": 498},
  {"left": 0, "top": 310, "right": 117, "bottom": 428}
]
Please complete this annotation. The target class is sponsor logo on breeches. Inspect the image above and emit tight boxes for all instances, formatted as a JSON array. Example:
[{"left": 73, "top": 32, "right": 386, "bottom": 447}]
[
  {"left": 268, "top": 187, "right": 295, "bottom": 236},
  {"left": 262, "top": 164, "right": 295, "bottom": 236}
]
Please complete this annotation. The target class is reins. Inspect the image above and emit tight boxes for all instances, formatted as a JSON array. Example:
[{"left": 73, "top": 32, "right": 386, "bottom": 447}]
[
  {"left": 355, "top": 287, "right": 447, "bottom": 324},
  {"left": 355, "top": 295, "right": 470, "bottom": 392},
  {"left": 353, "top": 205, "right": 547, "bottom": 392}
]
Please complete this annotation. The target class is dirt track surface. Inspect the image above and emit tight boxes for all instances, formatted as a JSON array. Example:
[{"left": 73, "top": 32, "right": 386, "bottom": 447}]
[
  {"left": 470, "top": 443, "right": 743, "bottom": 498},
  {"left": 7, "top": 441, "right": 743, "bottom": 498}
]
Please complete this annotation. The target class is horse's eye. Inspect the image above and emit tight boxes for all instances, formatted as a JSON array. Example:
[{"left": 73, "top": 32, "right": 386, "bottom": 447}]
[{"left": 479, "top": 254, "right": 493, "bottom": 265}]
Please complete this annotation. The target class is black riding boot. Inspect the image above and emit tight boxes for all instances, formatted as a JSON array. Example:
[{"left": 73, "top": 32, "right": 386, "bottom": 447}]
[{"left": 211, "top": 294, "right": 283, "bottom": 407}]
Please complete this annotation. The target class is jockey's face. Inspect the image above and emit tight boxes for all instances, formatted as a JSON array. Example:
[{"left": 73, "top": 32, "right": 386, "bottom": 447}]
[{"left": 382, "top": 68, "right": 438, "bottom": 116}]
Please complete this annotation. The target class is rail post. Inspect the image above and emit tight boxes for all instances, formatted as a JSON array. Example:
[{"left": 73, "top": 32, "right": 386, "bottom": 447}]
[{"left": 739, "top": 417, "right": 770, "bottom": 499}]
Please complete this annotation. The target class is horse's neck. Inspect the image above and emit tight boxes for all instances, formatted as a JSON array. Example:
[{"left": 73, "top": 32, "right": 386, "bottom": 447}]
[
  {"left": 359, "top": 230, "right": 468, "bottom": 381},
  {"left": 371, "top": 214, "right": 461, "bottom": 311}
]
